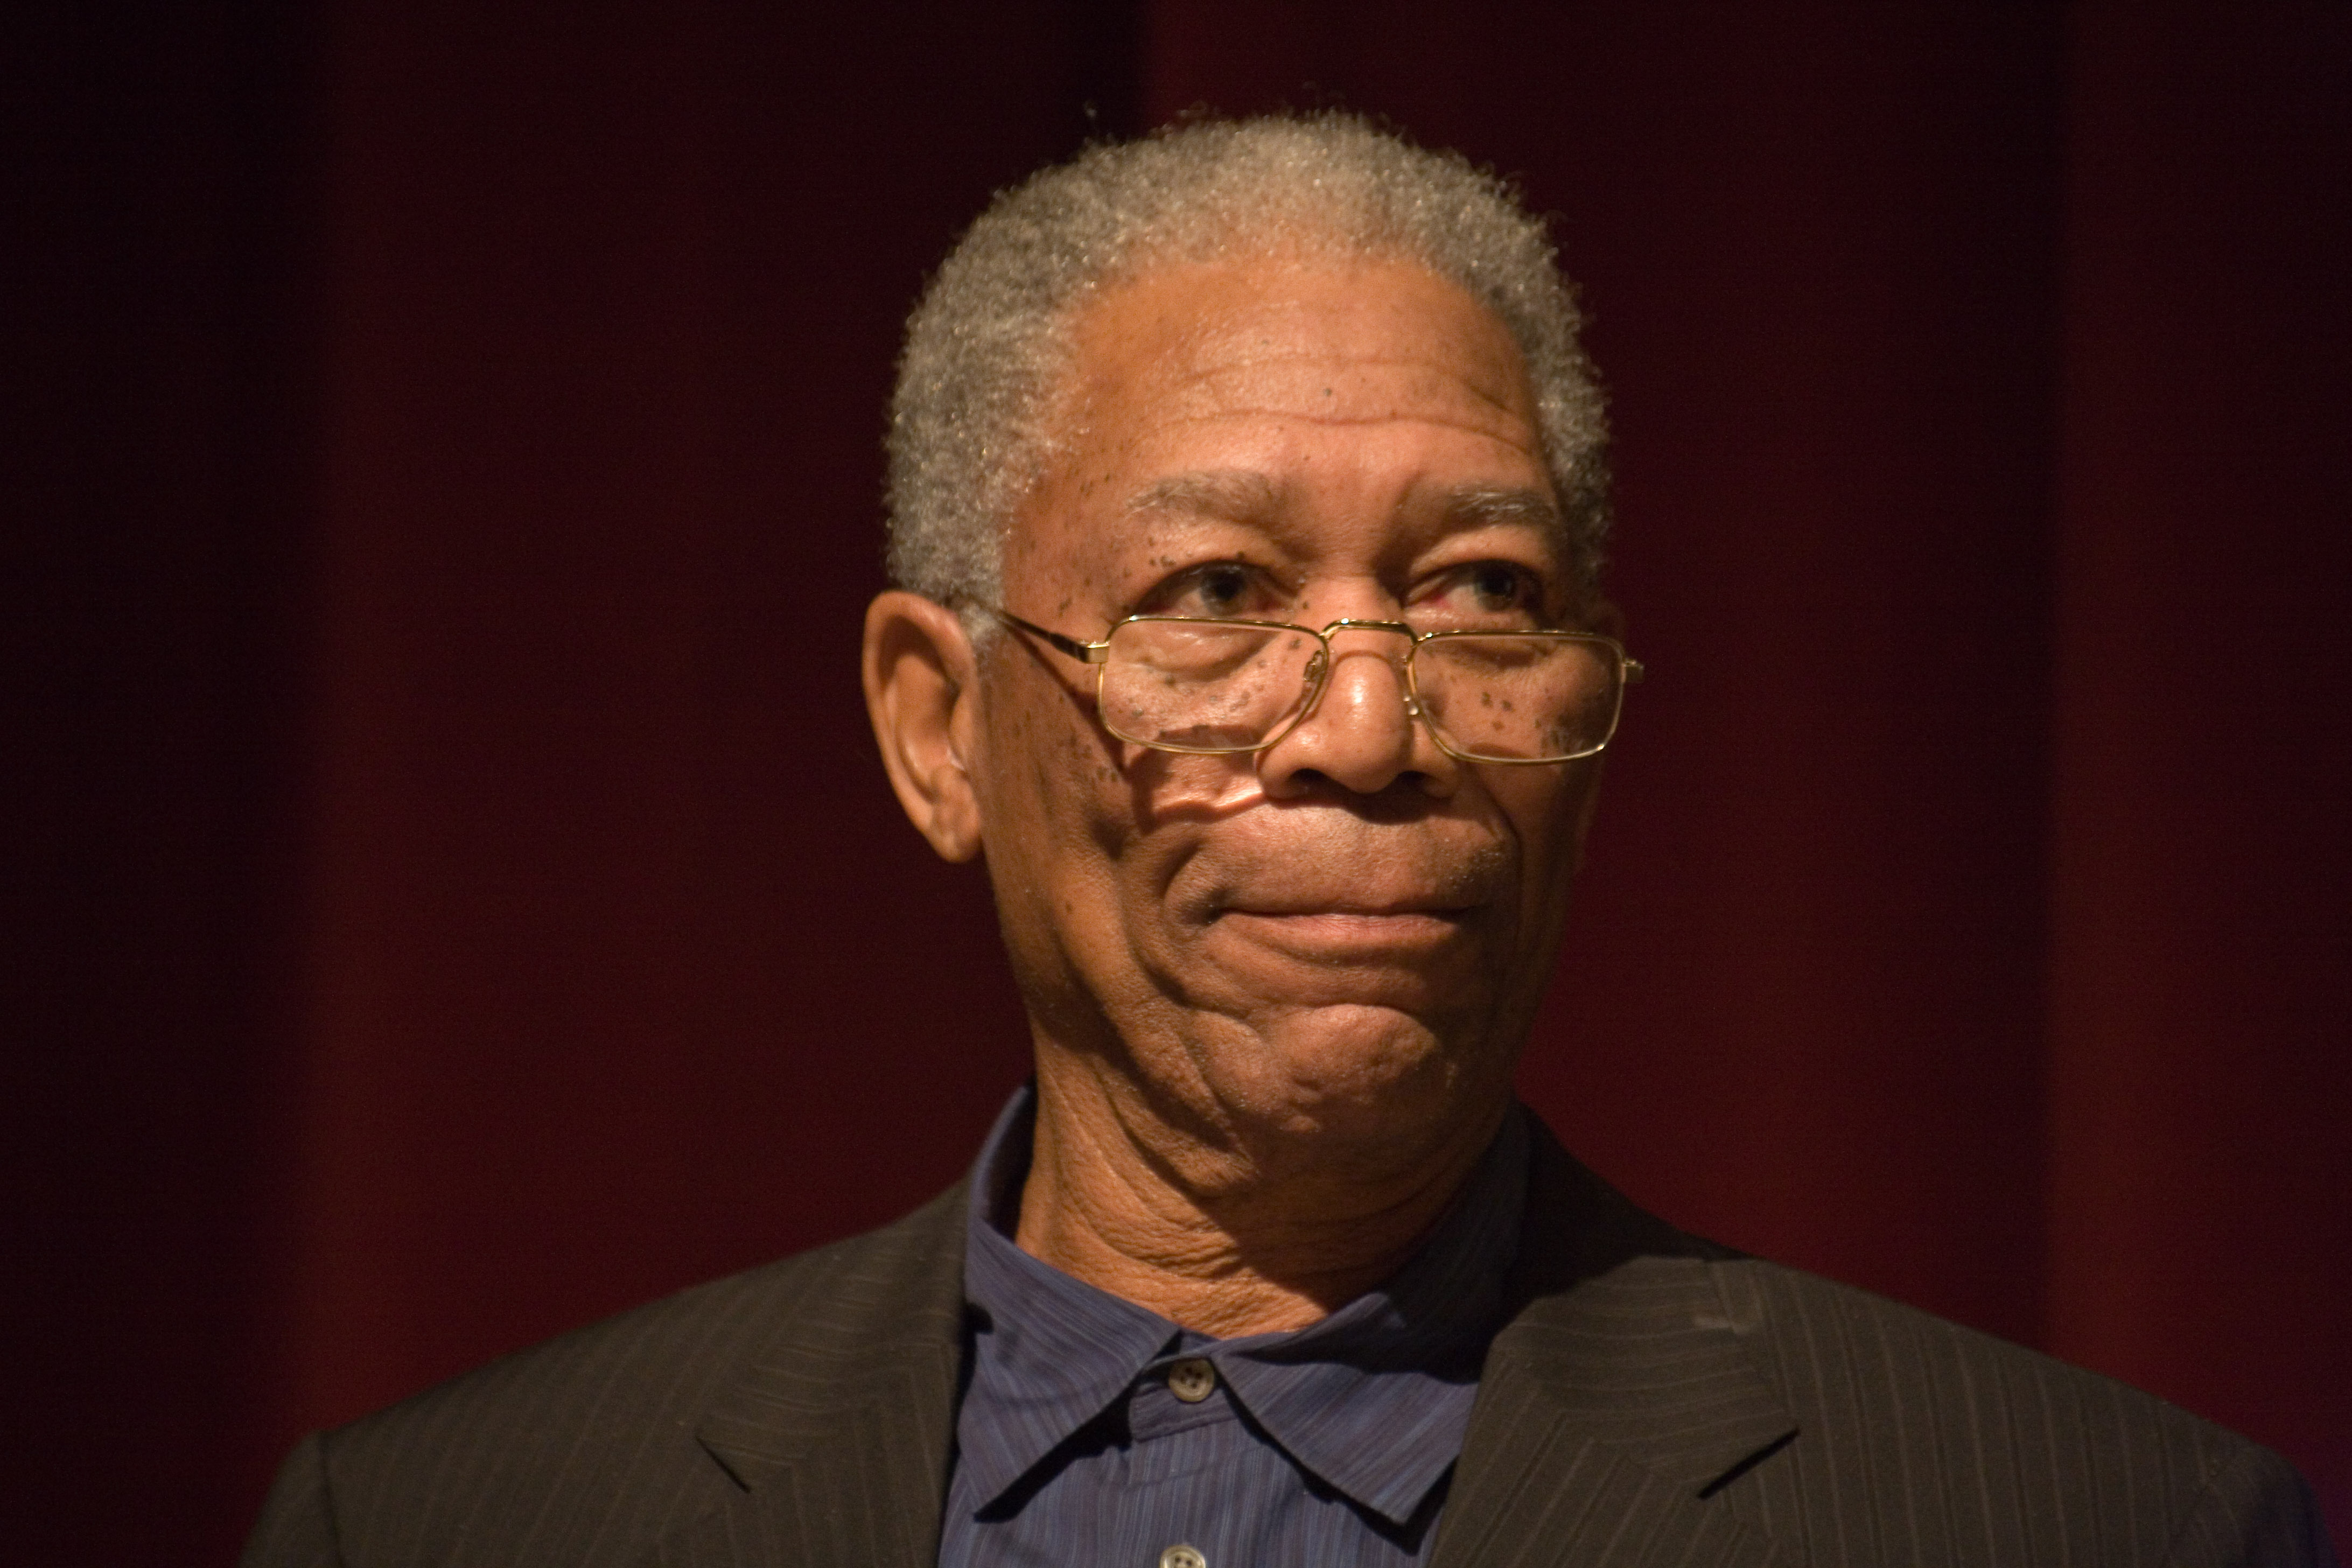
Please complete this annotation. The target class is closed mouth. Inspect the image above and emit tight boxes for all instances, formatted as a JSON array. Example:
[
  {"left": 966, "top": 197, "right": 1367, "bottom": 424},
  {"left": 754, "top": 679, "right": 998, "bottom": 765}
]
[
  {"left": 1211, "top": 906, "right": 1476, "bottom": 952},
  {"left": 1217, "top": 891, "right": 1480, "bottom": 919}
]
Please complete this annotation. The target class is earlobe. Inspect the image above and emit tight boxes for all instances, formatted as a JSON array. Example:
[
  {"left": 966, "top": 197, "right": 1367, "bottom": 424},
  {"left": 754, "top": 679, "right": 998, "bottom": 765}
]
[{"left": 862, "top": 592, "right": 985, "bottom": 863}]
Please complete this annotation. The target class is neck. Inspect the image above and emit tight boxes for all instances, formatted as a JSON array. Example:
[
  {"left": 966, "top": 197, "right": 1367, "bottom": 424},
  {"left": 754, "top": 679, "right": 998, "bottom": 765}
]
[{"left": 1012, "top": 1068, "right": 1509, "bottom": 1339}]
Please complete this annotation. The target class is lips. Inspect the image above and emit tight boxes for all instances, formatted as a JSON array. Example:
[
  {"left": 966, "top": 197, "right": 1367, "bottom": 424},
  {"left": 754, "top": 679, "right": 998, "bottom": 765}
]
[
  {"left": 1151, "top": 799, "right": 1515, "bottom": 971},
  {"left": 1203, "top": 911, "right": 1477, "bottom": 982},
  {"left": 1209, "top": 883, "right": 1491, "bottom": 947},
  {"left": 1218, "top": 895, "right": 1476, "bottom": 918},
  {"left": 1200, "top": 839, "right": 1505, "bottom": 916},
  {"left": 1183, "top": 821, "right": 1506, "bottom": 918}
]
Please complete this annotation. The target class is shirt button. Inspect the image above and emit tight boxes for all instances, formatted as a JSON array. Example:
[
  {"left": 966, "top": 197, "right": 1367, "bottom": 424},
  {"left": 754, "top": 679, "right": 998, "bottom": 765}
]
[
  {"left": 1165, "top": 1357, "right": 1217, "bottom": 1403},
  {"left": 1159, "top": 1548, "right": 1207, "bottom": 1568}
]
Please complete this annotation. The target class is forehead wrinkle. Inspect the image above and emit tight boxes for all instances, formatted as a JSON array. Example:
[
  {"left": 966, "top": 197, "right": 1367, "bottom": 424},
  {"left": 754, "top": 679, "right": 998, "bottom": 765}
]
[
  {"left": 1170, "top": 408, "right": 1538, "bottom": 445},
  {"left": 1181, "top": 358, "right": 1533, "bottom": 426}
]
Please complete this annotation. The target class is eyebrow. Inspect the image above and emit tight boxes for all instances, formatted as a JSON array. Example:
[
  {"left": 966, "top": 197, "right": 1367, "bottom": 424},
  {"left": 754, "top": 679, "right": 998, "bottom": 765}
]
[
  {"left": 1444, "top": 486, "right": 1564, "bottom": 534},
  {"left": 1123, "top": 470, "right": 1282, "bottom": 521},
  {"left": 1122, "top": 472, "right": 1564, "bottom": 536}
]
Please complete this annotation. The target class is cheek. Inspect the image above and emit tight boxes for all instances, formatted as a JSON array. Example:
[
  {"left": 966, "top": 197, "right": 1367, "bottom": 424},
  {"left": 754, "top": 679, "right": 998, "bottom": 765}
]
[
  {"left": 1489, "top": 767, "right": 1599, "bottom": 897},
  {"left": 979, "top": 660, "right": 1128, "bottom": 878}
]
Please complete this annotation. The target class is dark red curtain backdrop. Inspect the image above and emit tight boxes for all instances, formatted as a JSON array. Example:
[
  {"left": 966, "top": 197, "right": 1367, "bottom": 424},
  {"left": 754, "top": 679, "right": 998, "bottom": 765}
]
[{"left": 13, "top": 3, "right": 2348, "bottom": 1562}]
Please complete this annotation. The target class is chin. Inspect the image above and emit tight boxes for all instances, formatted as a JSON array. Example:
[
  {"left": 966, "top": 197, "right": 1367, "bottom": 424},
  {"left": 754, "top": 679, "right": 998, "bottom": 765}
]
[{"left": 1225, "top": 1003, "right": 1485, "bottom": 1135}]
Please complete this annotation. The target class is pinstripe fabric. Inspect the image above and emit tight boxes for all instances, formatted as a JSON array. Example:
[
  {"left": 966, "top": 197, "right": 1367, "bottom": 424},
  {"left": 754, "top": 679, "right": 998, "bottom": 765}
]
[
  {"left": 244, "top": 1123, "right": 2336, "bottom": 1568},
  {"left": 1695, "top": 1264, "right": 2333, "bottom": 1568},
  {"left": 244, "top": 1182, "right": 969, "bottom": 1568}
]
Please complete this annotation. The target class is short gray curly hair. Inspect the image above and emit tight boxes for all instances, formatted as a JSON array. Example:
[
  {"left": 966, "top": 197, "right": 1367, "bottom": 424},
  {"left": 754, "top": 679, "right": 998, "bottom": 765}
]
[{"left": 885, "top": 114, "right": 1611, "bottom": 617}]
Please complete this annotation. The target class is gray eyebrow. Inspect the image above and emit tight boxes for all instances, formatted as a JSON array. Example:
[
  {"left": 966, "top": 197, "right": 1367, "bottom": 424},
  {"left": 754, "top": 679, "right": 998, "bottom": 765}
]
[
  {"left": 1444, "top": 486, "right": 1563, "bottom": 534},
  {"left": 1122, "top": 473, "right": 1563, "bottom": 536},
  {"left": 1123, "top": 470, "right": 1282, "bottom": 520}
]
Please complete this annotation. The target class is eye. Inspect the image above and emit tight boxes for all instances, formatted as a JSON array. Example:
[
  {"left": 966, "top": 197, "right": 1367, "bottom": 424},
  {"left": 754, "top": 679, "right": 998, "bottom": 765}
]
[
  {"left": 1467, "top": 561, "right": 1533, "bottom": 611},
  {"left": 1195, "top": 564, "right": 1252, "bottom": 614},
  {"left": 1415, "top": 559, "right": 1548, "bottom": 628},
  {"left": 1141, "top": 559, "right": 1286, "bottom": 620}
]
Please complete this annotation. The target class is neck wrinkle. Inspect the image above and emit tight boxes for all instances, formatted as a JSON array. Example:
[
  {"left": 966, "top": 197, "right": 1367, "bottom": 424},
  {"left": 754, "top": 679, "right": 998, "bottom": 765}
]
[{"left": 1016, "top": 1072, "right": 1509, "bottom": 1338}]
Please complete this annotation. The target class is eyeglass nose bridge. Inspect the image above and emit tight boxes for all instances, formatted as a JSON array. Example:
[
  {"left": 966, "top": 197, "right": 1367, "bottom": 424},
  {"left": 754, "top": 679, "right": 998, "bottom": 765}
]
[
  {"left": 1315, "top": 617, "right": 1418, "bottom": 642},
  {"left": 1293, "top": 617, "right": 1431, "bottom": 732},
  {"left": 1311, "top": 618, "right": 1420, "bottom": 674}
]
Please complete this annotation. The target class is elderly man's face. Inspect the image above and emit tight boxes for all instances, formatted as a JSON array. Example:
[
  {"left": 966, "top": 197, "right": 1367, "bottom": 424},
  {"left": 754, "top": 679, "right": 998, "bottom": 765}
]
[{"left": 960, "top": 256, "right": 1606, "bottom": 1174}]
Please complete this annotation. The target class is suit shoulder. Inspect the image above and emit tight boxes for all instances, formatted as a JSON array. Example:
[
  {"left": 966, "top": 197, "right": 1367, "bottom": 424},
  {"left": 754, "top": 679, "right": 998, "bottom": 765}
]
[
  {"left": 1707, "top": 1257, "right": 2333, "bottom": 1564},
  {"left": 276, "top": 1185, "right": 965, "bottom": 1567},
  {"left": 1721, "top": 1256, "right": 2220, "bottom": 1441},
  {"left": 334, "top": 1183, "right": 961, "bottom": 1450}
]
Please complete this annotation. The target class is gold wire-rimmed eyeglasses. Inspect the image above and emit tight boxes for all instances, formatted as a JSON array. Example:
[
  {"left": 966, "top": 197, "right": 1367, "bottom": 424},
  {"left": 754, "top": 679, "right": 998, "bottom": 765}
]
[{"left": 984, "top": 608, "right": 1643, "bottom": 765}]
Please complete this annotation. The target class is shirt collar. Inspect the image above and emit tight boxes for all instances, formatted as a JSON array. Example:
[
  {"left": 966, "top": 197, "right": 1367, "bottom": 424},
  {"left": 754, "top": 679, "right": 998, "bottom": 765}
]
[
  {"left": 957, "top": 1087, "right": 1528, "bottom": 1527},
  {"left": 955, "top": 1093, "right": 1182, "bottom": 1511}
]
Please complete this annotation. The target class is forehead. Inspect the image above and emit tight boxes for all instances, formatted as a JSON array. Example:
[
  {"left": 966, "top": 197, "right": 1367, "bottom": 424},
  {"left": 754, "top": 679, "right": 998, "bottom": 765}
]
[
  {"left": 1063, "top": 254, "right": 1537, "bottom": 433},
  {"left": 1009, "top": 256, "right": 1552, "bottom": 590}
]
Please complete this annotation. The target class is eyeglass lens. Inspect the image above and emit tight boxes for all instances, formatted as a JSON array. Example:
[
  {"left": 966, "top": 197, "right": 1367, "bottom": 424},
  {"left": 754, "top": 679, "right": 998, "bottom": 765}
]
[{"left": 1095, "top": 620, "right": 1621, "bottom": 761}]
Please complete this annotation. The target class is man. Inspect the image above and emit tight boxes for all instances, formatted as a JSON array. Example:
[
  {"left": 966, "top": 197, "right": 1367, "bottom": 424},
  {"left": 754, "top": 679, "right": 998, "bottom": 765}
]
[{"left": 245, "top": 116, "right": 2333, "bottom": 1568}]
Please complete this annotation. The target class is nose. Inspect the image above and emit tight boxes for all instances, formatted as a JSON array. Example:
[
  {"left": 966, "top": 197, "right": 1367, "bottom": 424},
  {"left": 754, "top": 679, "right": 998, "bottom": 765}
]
[{"left": 1257, "top": 621, "right": 1460, "bottom": 799}]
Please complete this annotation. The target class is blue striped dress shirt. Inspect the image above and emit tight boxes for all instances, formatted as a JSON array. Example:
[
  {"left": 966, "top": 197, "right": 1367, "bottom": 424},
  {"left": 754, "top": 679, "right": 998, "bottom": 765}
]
[{"left": 939, "top": 1089, "right": 1529, "bottom": 1568}]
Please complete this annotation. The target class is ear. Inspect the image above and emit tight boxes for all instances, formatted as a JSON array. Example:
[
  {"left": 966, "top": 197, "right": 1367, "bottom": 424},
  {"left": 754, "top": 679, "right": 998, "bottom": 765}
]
[{"left": 862, "top": 591, "right": 985, "bottom": 863}]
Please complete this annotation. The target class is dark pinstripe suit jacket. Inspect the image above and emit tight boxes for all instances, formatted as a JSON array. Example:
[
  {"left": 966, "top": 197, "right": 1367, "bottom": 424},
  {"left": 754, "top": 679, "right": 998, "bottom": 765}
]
[{"left": 243, "top": 1123, "right": 2335, "bottom": 1567}]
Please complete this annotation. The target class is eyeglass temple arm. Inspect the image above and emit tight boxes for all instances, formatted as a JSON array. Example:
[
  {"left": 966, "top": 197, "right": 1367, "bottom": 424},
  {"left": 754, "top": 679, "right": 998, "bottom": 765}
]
[{"left": 984, "top": 607, "right": 1111, "bottom": 665}]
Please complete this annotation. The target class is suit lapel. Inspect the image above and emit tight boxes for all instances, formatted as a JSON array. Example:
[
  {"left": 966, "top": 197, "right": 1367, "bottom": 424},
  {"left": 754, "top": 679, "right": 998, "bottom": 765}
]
[
  {"left": 638, "top": 1125, "right": 1811, "bottom": 1568},
  {"left": 1429, "top": 1130, "right": 1803, "bottom": 1568},
  {"left": 650, "top": 1182, "right": 971, "bottom": 1568}
]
